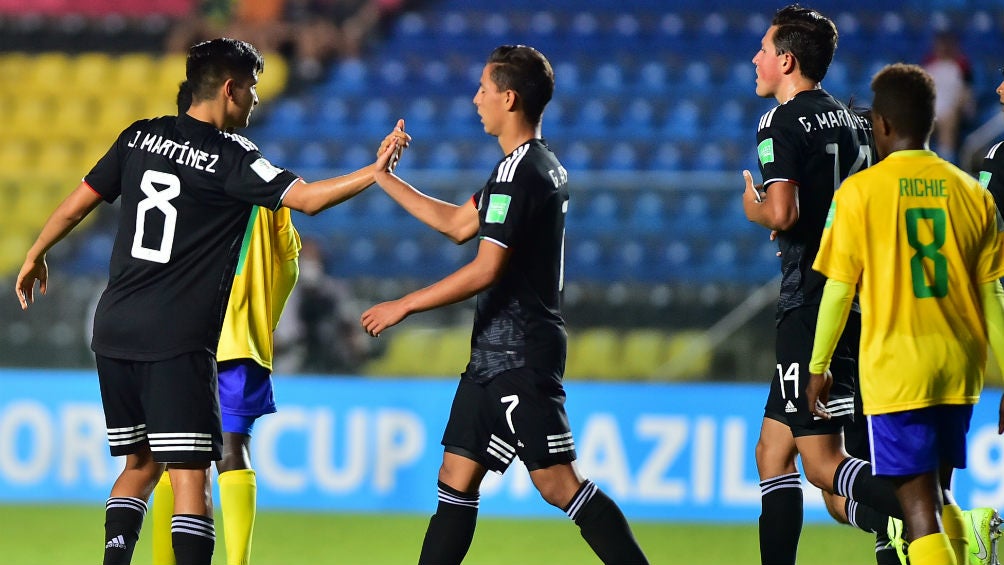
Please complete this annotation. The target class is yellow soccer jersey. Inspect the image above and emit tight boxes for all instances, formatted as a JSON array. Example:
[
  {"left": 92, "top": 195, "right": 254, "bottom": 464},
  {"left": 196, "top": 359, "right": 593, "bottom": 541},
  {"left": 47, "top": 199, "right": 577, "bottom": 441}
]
[
  {"left": 814, "top": 149, "right": 1004, "bottom": 414},
  {"left": 216, "top": 206, "right": 301, "bottom": 369}
]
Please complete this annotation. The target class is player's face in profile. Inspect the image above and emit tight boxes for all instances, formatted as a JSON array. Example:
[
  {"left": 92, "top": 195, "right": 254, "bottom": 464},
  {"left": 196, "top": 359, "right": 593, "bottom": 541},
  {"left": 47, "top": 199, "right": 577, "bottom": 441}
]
[
  {"left": 753, "top": 26, "right": 784, "bottom": 98},
  {"left": 473, "top": 64, "right": 505, "bottom": 136},
  {"left": 226, "top": 75, "right": 259, "bottom": 129}
]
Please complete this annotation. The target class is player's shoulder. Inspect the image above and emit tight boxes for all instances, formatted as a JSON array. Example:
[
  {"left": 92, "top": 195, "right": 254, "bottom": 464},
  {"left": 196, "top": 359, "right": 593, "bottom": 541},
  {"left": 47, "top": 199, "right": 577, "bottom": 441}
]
[
  {"left": 984, "top": 140, "right": 1004, "bottom": 162},
  {"left": 493, "top": 139, "right": 553, "bottom": 184},
  {"left": 220, "top": 131, "right": 261, "bottom": 153}
]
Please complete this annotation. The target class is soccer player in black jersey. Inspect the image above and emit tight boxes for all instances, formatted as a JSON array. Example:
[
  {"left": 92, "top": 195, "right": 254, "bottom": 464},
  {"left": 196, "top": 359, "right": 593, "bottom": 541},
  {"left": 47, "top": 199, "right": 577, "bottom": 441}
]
[
  {"left": 978, "top": 74, "right": 1004, "bottom": 207},
  {"left": 741, "top": 6, "right": 905, "bottom": 565},
  {"left": 15, "top": 38, "right": 407, "bottom": 565},
  {"left": 361, "top": 45, "right": 648, "bottom": 565}
]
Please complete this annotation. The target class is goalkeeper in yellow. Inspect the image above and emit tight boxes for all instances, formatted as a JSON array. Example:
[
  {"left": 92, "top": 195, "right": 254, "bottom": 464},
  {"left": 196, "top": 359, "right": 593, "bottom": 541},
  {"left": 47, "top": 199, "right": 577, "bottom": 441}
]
[
  {"left": 151, "top": 202, "right": 300, "bottom": 565},
  {"left": 807, "top": 62, "right": 1004, "bottom": 565}
]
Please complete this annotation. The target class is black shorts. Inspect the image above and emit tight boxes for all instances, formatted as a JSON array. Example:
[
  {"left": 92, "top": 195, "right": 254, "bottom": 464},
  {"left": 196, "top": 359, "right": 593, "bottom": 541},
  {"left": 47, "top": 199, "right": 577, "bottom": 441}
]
[
  {"left": 764, "top": 306, "right": 861, "bottom": 437},
  {"left": 96, "top": 352, "right": 223, "bottom": 463},
  {"left": 442, "top": 368, "right": 576, "bottom": 474}
]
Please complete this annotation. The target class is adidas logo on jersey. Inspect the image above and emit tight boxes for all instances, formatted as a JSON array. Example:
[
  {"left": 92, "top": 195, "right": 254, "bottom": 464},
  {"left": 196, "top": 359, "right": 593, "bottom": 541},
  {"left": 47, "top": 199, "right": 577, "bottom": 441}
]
[
  {"left": 105, "top": 535, "right": 127, "bottom": 550},
  {"left": 785, "top": 400, "right": 797, "bottom": 414}
]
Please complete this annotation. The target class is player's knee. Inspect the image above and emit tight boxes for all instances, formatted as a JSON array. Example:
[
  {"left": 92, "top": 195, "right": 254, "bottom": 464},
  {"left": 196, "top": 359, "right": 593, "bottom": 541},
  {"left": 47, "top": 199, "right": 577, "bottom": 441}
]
[{"left": 754, "top": 438, "right": 796, "bottom": 477}]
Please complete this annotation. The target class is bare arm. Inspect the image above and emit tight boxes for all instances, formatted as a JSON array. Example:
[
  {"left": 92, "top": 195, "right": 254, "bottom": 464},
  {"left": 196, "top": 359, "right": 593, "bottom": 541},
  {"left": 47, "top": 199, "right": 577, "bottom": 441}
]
[
  {"left": 281, "top": 123, "right": 411, "bottom": 216},
  {"left": 360, "top": 239, "right": 509, "bottom": 336},
  {"left": 16, "top": 182, "right": 104, "bottom": 309},
  {"left": 373, "top": 167, "right": 480, "bottom": 244},
  {"left": 742, "top": 170, "right": 799, "bottom": 231}
]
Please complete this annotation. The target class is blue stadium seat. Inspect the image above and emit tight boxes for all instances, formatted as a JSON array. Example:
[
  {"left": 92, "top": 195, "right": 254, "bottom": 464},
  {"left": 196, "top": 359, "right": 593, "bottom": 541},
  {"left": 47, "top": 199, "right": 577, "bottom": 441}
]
[
  {"left": 628, "top": 191, "right": 667, "bottom": 235},
  {"left": 662, "top": 99, "right": 701, "bottom": 141},
  {"left": 603, "top": 141, "right": 638, "bottom": 171}
]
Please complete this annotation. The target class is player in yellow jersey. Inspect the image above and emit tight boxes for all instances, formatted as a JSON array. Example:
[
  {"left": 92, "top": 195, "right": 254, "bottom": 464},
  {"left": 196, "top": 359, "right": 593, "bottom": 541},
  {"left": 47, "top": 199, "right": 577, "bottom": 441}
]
[
  {"left": 807, "top": 63, "right": 1004, "bottom": 565},
  {"left": 151, "top": 202, "right": 301, "bottom": 565}
]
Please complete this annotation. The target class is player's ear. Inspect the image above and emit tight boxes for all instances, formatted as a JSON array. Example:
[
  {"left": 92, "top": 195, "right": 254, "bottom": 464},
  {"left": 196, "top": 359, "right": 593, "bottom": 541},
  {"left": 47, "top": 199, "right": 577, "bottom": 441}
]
[
  {"left": 504, "top": 89, "right": 518, "bottom": 112},
  {"left": 222, "top": 78, "right": 236, "bottom": 101}
]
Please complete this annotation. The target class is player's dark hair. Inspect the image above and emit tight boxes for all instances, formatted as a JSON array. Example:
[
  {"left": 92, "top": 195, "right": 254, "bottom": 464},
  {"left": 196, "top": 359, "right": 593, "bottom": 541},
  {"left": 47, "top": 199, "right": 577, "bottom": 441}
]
[
  {"left": 871, "top": 63, "right": 935, "bottom": 140},
  {"left": 486, "top": 44, "right": 554, "bottom": 126},
  {"left": 771, "top": 4, "right": 837, "bottom": 83},
  {"left": 176, "top": 80, "right": 193, "bottom": 114},
  {"left": 185, "top": 37, "right": 264, "bottom": 102}
]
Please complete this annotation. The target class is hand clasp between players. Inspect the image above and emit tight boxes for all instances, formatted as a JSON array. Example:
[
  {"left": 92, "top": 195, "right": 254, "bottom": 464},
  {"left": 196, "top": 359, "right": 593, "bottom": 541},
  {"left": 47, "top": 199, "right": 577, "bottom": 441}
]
[
  {"left": 376, "top": 118, "right": 410, "bottom": 173},
  {"left": 806, "top": 370, "right": 833, "bottom": 420}
]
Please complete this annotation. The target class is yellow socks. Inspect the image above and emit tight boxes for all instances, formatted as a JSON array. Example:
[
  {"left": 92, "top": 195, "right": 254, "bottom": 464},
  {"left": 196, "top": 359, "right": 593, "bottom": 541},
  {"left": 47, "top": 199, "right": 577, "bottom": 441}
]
[
  {"left": 909, "top": 532, "right": 957, "bottom": 565},
  {"left": 219, "top": 469, "right": 258, "bottom": 565},
  {"left": 942, "top": 504, "right": 968, "bottom": 565},
  {"left": 151, "top": 473, "right": 177, "bottom": 565}
]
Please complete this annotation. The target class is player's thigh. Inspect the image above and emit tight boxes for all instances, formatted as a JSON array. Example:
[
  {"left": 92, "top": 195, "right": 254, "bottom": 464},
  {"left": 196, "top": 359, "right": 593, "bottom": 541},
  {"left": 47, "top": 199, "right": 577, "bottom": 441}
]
[
  {"left": 96, "top": 355, "right": 149, "bottom": 456},
  {"left": 868, "top": 405, "right": 973, "bottom": 477},
  {"left": 765, "top": 307, "right": 856, "bottom": 430}
]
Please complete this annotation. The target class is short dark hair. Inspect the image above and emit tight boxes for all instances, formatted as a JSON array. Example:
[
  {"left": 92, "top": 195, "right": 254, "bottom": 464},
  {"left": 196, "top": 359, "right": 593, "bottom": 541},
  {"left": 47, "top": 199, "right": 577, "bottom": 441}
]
[
  {"left": 486, "top": 45, "right": 554, "bottom": 126},
  {"left": 176, "top": 80, "right": 193, "bottom": 113},
  {"left": 186, "top": 38, "right": 264, "bottom": 102},
  {"left": 871, "top": 63, "right": 935, "bottom": 140},
  {"left": 771, "top": 4, "right": 838, "bottom": 83}
]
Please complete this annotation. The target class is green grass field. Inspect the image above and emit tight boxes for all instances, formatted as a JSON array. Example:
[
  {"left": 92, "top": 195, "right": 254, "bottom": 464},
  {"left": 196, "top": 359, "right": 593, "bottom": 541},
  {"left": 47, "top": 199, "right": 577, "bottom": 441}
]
[{"left": 0, "top": 504, "right": 878, "bottom": 565}]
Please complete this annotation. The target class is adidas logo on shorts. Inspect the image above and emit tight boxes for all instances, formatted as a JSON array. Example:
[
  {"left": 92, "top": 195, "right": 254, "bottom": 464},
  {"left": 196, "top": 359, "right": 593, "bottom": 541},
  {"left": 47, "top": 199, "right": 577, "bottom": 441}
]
[{"left": 785, "top": 400, "right": 797, "bottom": 414}]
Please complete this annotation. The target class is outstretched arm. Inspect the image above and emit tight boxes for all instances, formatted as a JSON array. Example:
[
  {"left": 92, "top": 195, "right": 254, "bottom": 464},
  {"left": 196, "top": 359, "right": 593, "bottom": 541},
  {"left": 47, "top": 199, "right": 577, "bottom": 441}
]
[
  {"left": 281, "top": 122, "right": 411, "bottom": 216},
  {"left": 16, "top": 182, "right": 104, "bottom": 309},
  {"left": 360, "top": 239, "right": 509, "bottom": 336}
]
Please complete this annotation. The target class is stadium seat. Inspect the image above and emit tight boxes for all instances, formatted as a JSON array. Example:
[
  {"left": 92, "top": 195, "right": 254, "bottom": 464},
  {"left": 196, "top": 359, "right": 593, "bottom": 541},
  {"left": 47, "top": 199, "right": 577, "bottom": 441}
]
[
  {"left": 71, "top": 52, "right": 115, "bottom": 96},
  {"left": 620, "top": 329, "right": 670, "bottom": 379},
  {"left": 565, "top": 327, "right": 622, "bottom": 379},
  {"left": 663, "top": 330, "right": 712, "bottom": 379},
  {"left": 427, "top": 326, "right": 472, "bottom": 377},
  {"left": 363, "top": 326, "right": 440, "bottom": 376}
]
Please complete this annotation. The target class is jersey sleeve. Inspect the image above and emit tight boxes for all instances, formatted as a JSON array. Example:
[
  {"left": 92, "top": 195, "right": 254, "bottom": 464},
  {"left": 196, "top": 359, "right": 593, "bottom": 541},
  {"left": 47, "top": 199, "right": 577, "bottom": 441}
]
[
  {"left": 224, "top": 149, "right": 300, "bottom": 211},
  {"left": 756, "top": 107, "right": 801, "bottom": 189},
  {"left": 83, "top": 120, "right": 146, "bottom": 202},
  {"left": 812, "top": 181, "right": 864, "bottom": 284},
  {"left": 272, "top": 206, "right": 301, "bottom": 262},
  {"left": 477, "top": 169, "right": 535, "bottom": 249}
]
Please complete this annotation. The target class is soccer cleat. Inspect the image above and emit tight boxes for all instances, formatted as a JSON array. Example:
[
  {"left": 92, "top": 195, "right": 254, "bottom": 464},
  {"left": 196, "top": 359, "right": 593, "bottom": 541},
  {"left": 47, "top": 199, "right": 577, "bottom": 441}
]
[
  {"left": 886, "top": 516, "right": 909, "bottom": 565},
  {"left": 965, "top": 507, "right": 1001, "bottom": 565}
]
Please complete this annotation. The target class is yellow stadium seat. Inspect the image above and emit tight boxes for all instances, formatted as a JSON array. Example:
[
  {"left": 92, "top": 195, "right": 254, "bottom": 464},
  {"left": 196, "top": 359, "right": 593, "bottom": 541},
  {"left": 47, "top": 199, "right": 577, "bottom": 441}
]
[
  {"left": 25, "top": 52, "right": 72, "bottom": 96},
  {"left": 0, "top": 53, "right": 30, "bottom": 96},
  {"left": 7, "top": 96, "right": 56, "bottom": 142},
  {"left": 565, "top": 327, "right": 622, "bottom": 380},
  {"left": 153, "top": 53, "right": 187, "bottom": 96},
  {"left": 71, "top": 52, "right": 115, "bottom": 96},
  {"left": 112, "top": 53, "right": 157, "bottom": 96},
  {"left": 427, "top": 326, "right": 471, "bottom": 377},
  {"left": 35, "top": 140, "right": 85, "bottom": 176},
  {"left": 661, "top": 330, "right": 712, "bottom": 380},
  {"left": 364, "top": 326, "right": 439, "bottom": 376},
  {"left": 0, "top": 231, "right": 34, "bottom": 276},
  {"left": 256, "top": 52, "right": 288, "bottom": 102},
  {"left": 0, "top": 139, "right": 36, "bottom": 170},
  {"left": 620, "top": 329, "right": 669, "bottom": 380}
]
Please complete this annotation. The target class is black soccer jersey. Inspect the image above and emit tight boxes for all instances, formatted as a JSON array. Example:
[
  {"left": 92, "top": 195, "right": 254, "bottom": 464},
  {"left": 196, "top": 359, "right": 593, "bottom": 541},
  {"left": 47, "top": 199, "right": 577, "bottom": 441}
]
[
  {"left": 463, "top": 139, "right": 569, "bottom": 383},
  {"left": 756, "top": 89, "right": 873, "bottom": 321},
  {"left": 86, "top": 113, "right": 300, "bottom": 361},
  {"left": 979, "top": 140, "right": 1004, "bottom": 206}
]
